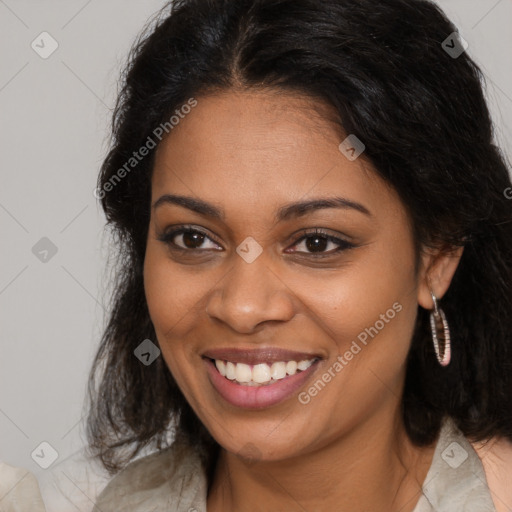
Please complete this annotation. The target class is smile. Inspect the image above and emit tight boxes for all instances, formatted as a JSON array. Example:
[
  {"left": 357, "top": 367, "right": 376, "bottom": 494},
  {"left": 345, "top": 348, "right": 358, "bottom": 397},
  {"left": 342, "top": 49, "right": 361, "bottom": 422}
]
[
  {"left": 212, "top": 358, "right": 316, "bottom": 386},
  {"left": 202, "top": 348, "right": 323, "bottom": 409}
]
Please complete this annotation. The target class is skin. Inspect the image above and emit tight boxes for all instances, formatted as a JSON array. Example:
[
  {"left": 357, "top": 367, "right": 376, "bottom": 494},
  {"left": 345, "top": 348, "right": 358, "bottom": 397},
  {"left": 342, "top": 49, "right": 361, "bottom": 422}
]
[
  {"left": 473, "top": 439, "right": 512, "bottom": 511},
  {"left": 143, "top": 89, "right": 463, "bottom": 511}
]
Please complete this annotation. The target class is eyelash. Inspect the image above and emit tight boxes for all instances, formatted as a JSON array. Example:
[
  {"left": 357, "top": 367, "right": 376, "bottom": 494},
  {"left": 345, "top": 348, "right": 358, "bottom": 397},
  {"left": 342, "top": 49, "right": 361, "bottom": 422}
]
[{"left": 157, "top": 225, "right": 356, "bottom": 258}]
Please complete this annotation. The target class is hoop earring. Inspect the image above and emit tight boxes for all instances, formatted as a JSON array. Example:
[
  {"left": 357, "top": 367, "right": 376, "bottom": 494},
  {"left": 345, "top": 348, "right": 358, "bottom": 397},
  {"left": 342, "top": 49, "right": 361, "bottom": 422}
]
[{"left": 429, "top": 290, "right": 451, "bottom": 366}]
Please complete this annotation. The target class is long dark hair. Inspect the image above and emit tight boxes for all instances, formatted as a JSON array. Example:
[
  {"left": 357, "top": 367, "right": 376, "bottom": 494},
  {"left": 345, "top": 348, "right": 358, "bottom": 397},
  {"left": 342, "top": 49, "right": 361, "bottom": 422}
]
[{"left": 86, "top": 0, "right": 512, "bottom": 475}]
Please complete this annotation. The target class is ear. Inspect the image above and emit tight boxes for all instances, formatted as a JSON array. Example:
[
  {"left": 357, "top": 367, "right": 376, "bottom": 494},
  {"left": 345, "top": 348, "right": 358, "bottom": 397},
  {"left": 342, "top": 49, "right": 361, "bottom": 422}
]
[{"left": 417, "top": 245, "right": 464, "bottom": 310}]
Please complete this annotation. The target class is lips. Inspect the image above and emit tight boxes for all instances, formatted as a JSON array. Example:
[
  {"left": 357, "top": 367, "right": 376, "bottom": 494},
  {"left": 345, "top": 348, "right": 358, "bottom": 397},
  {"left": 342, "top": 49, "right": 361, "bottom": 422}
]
[
  {"left": 202, "top": 347, "right": 322, "bottom": 365},
  {"left": 202, "top": 347, "right": 323, "bottom": 409}
]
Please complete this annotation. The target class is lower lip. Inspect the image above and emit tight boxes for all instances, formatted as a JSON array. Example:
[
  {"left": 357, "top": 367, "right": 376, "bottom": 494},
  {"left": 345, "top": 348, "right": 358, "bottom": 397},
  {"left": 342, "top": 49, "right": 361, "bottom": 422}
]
[{"left": 203, "top": 358, "right": 320, "bottom": 409}]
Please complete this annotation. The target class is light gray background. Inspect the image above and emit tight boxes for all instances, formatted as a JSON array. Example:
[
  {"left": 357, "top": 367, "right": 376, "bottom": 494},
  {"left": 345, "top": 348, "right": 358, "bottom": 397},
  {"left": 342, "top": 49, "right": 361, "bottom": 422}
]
[{"left": 1, "top": 0, "right": 511, "bottom": 475}]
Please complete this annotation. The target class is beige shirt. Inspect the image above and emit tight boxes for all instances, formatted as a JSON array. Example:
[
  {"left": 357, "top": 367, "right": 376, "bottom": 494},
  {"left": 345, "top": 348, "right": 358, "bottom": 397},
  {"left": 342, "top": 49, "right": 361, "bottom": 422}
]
[
  {"left": 0, "top": 418, "right": 506, "bottom": 511},
  {"left": 93, "top": 418, "right": 498, "bottom": 512}
]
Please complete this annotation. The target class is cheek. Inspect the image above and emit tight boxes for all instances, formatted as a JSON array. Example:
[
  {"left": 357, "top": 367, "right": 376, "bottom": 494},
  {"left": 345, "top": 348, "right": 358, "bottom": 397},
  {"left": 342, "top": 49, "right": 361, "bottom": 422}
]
[
  {"left": 143, "top": 242, "right": 207, "bottom": 382},
  {"left": 293, "top": 238, "right": 419, "bottom": 411},
  {"left": 297, "top": 249, "right": 417, "bottom": 350},
  {"left": 289, "top": 261, "right": 417, "bottom": 438},
  {"left": 144, "top": 242, "right": 208, "bottom": 334},
  {"left": 143, "top": 244, "right": 204, "bottom": 401}
]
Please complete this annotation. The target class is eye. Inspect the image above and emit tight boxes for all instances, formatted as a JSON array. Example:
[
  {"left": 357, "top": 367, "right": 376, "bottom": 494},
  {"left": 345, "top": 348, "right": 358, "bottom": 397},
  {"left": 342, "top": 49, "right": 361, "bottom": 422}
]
[
  {"left": 286, "top": 228, "right": 355, "bottom": 257},
  {"left": 157, "top": 225, "right": 355, "bottom": 258},
  {"left": 157, "top": 225, "right": 222, "bottom": 251}
]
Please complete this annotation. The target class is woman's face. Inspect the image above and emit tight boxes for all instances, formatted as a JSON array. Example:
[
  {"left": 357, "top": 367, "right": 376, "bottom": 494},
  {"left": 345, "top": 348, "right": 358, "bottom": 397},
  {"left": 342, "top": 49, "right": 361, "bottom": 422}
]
[{"left": 144, "top": 89, "right": 422, "bottom": 461}]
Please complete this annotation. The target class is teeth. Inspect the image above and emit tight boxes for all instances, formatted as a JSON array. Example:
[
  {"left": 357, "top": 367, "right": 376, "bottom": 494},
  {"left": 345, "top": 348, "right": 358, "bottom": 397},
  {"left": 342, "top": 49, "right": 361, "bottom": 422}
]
[
  {"left": 225, "top": 361, "right": 236, "bottom": 380},
  {"left": 297, "top": 359, "right": 313, "bottom": 371},
  {"left": 286, "top": 361, "right": 298, "bottom": 375},
  {"left": 253, "top": 363, "right": 271, "bottom": 383},
  {"left": 270, "top": 362, "right": 286, "bottom": 380},
  {"left": 215, "top": 360, "right": 226, "bottom": 377},
  {"left": 235, "top": 363, "right": 252, "bottom": 383},
  {"left": 213, "top": 358, "right": 316, "bottom": 385}
]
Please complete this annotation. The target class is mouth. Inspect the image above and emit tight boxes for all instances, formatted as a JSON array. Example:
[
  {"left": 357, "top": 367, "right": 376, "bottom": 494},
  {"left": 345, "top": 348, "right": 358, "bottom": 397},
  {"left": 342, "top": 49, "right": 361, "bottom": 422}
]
[
  {"left": 202, "top": 348, "right": 323, "bottom": 409},
  {"left": 205, "top": 357, "right": 318, "bottom": 386}
]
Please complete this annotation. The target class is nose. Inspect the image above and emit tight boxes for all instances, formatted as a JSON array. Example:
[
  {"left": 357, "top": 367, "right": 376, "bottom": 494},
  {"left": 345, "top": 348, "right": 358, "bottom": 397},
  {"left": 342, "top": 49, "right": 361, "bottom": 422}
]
[{"left": 205, "top": 253, "right": 296, "bottom": 334}]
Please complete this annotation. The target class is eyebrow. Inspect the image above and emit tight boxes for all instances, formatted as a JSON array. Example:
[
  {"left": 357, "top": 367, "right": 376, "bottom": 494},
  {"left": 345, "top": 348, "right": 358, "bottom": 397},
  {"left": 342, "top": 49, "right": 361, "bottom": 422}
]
[{"left": 152, "top": 193, "right": 372, "bottom": 221}]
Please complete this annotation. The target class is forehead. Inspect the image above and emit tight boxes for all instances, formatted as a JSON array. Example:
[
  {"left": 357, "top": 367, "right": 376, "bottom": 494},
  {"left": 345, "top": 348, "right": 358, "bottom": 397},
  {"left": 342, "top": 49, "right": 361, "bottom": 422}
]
[{"left": 151, "top": 89, "right": 401, "bottom": 224}]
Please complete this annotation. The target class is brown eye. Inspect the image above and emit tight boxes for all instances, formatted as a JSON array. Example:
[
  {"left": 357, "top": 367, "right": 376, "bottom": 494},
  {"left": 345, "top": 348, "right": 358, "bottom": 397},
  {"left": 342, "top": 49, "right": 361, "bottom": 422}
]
[
  {"left": 181, "top": 230, "right": 206, "bottom": 249},
  {"left": 303, "top": 234, "right": 329, "bottom": 252},
  {"left": 158, "top": 226, "right": 222, "bottom": 251},
  {"left": 287, "top": 229, "right": 355, "bottom": 257}
]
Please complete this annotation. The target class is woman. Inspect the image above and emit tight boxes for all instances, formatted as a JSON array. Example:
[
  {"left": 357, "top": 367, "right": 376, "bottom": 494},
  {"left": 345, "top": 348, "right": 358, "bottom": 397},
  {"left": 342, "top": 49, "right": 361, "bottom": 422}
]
[{"left": 12, "top": 0, "right": 511, "bottom": 510}]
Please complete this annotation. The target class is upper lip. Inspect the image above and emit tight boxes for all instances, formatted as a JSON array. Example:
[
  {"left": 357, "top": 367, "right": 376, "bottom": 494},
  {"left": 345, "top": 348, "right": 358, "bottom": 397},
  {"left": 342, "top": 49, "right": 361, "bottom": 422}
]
[{"left": 202, "top": 347, "right": 322, "bottom": 365}]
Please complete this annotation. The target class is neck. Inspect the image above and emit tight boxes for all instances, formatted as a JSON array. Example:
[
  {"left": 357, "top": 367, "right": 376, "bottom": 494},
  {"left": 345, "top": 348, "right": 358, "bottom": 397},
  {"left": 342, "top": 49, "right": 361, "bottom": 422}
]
[{"left": 207, "top": 406, "right": 438, "bottom": 512}]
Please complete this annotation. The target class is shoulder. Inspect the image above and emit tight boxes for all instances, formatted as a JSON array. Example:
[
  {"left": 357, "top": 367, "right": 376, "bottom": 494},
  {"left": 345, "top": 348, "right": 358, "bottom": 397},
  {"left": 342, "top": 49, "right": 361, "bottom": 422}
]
[
  {"left": 0, "top": 461, "right": 46, "bottom": 512},
  {"left": 472, "top": 436, "right": 512, "bottom": 512},
  {"left": 93, "top": 441, "right": 207, "bottom": 512},
  {"left": 37, "top": 447, "right": 111, "bottom": 512}
]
